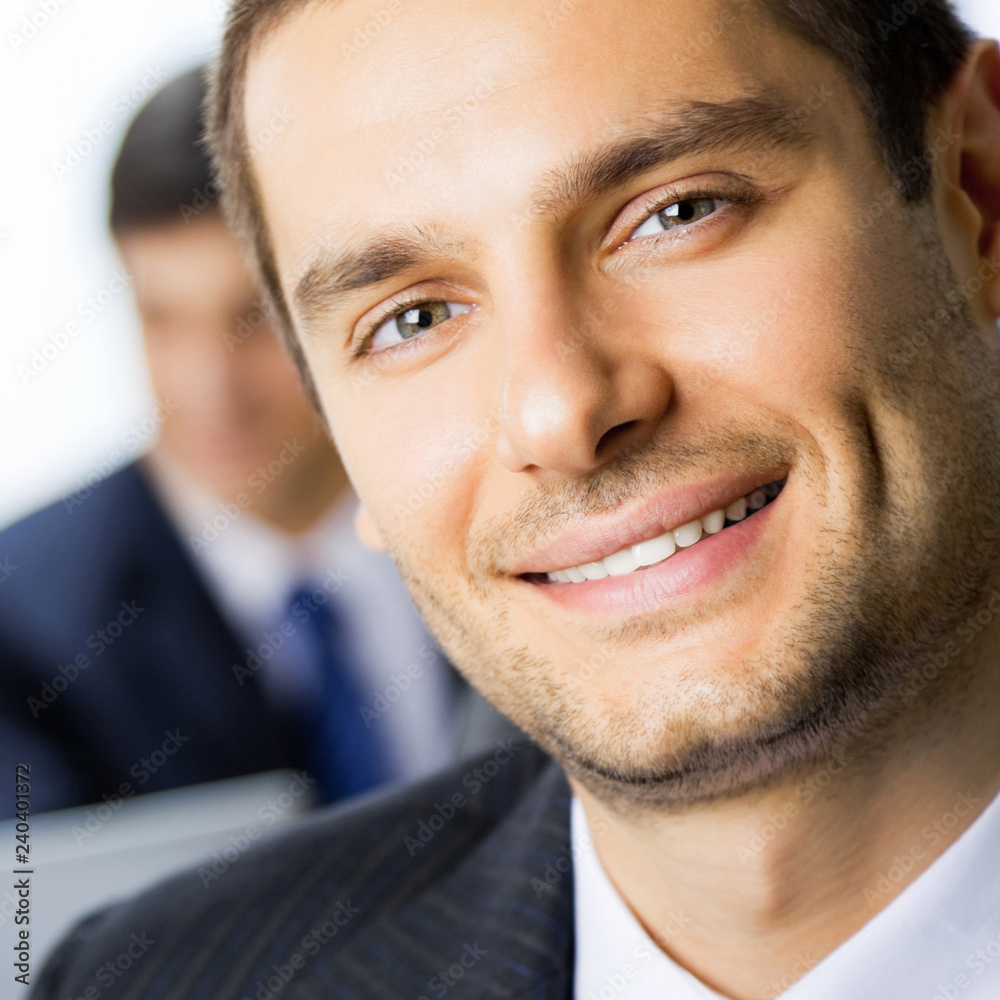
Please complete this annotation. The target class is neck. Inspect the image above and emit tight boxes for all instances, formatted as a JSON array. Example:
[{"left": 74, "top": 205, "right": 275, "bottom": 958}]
[{"left": 571, "top": 620, "right": 1000, "bottom": 999}]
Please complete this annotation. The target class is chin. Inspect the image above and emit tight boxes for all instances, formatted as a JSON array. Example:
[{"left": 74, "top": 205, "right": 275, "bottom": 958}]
[{"left": 504, "top": 600, "right": 916, "bottom": 811}]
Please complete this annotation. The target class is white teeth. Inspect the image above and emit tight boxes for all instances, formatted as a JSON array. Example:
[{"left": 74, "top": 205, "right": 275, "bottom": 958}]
[
  {"left": 633, "top": 533, "right": 676, "bottom": 568},
  {"left": 673, "top": 520, "right": 703, "bottom": 548},
  {"left": 702, "top": 509, "right": 725, "bottom": 535},
  {"left": 544, "top": 480, "right": 784, "bottom": 583},
  {"left": 603, "top": 547, "right": 641, "bottom": 577},
  {"left": 725, "top": 496, "right": 748, "bottom": 522},
  {"left": 579, "top": 561, "right": 609, "bottom": 581}
]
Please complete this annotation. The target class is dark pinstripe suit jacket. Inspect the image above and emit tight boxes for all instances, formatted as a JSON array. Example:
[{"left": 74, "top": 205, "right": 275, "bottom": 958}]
[{"left": 33, "top": 742, "right": 575, "bottom": 1000}]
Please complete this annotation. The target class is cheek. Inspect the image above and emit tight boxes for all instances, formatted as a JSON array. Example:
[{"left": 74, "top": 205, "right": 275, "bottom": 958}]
[
  {"left": 324, "top": 361, "right": 495, "bottom": 567},
  {"left": 670, "top": 225, "right": 868, "bottom": 411}
]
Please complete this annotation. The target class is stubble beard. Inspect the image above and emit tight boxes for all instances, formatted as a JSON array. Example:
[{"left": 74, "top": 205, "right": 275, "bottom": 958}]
[{"left": 388, "top": 206, "right": 1000, "bottom": 811}]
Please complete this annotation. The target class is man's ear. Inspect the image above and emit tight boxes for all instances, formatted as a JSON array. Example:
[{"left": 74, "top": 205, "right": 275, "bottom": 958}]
[
  {"left": 945, "top": 40, "right": 1000, "bottom": 315},
  {"left": 355, "top": 504, "right": 387, "bottom": 551}
]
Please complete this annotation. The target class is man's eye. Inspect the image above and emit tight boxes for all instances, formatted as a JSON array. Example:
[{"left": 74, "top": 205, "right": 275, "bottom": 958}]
[
  {"left": 629, "top": 196, "right": 727, "bottom": 242},
  {"left": 368, "top": 300, "right": 471, "bottom": 351}
]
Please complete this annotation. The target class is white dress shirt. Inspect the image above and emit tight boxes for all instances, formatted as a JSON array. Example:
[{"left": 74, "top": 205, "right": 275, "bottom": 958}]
[
  {"left": 141, "top": 451, "right": 457, "bottom": 782},
  {"left": 573, "top": 789, "right": 1000, "bottom": 999}
]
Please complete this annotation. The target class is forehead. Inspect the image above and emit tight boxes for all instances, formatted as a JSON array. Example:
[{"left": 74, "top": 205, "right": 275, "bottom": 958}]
[{"left": 244, "top": 0, "right": 825, "bottom": 279}]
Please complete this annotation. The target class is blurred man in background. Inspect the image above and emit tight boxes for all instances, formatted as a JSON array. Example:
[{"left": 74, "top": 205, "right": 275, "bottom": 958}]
[{"left": 0, "top": 67, "right": 504, "bottom": 818}]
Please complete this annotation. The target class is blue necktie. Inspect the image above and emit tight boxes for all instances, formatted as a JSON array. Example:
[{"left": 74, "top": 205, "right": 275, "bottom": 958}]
[{"left": 288, "top": 586, "right": 386, "bottom": 803}]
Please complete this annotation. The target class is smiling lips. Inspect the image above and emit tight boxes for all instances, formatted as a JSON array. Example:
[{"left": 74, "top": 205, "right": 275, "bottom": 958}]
[{"left": 521, "top": 478, "right": 787, "bottom": 585}]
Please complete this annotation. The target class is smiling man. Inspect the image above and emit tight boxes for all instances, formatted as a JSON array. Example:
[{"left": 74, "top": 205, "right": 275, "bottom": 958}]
[{"left": 33, "top": 1, "right": 1000, "bottom": 998}]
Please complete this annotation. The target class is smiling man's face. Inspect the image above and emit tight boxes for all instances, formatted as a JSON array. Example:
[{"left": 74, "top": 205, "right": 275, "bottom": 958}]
[{"left": 243, "top": 0, "right": 1000, "bottom": 804}]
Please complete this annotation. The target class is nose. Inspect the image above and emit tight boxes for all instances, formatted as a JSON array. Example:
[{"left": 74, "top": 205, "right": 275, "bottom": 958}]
[{"left": 494, "top": 288, "right": 673, "bottom": 478}]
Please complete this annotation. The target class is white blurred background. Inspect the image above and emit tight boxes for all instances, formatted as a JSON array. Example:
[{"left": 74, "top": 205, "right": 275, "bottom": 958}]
[
  {"left": 0, "top": 0, "right": 226, "bottom": 526},
  {"left": 1, "top": 0, "right": 999, "bottom": 527}
]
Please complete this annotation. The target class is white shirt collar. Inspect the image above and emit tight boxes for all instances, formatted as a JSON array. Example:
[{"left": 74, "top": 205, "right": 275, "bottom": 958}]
[
  {"left": 141, "top": 448, "right": 356, "bottom": 638},
  {"left": 573, "top": 788, "right": 1000, "bottom": 999},
  {"left": 572, "top": 796, "right": 727, "bottom": 1000}
]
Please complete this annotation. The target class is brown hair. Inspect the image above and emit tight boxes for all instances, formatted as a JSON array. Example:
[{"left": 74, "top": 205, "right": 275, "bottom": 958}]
[
  {"left": 207, "top": 0, "right": 320, "bottom": 400},
  {"left": 207, "top": 0, "right": 975, "bottom": 370}
]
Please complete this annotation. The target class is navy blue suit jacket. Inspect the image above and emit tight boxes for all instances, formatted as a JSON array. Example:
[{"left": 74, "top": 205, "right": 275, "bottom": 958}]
[
  {"left": 33, "top": 741, "right": 574, "bottom": 1000},
  {"left": 0, "top": 464, "right": 303, "bottom": 816}
]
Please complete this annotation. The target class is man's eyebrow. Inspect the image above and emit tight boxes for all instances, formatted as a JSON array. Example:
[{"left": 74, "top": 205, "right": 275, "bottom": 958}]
[
  {"left": 531, "top": 93, "right": 815, "bottom": 218},
  {"left": 294, "top": 228, "right": 466, "bottom": 334},
  {"left": 292, "top": 94, "right": 813, "bottom": 331}
]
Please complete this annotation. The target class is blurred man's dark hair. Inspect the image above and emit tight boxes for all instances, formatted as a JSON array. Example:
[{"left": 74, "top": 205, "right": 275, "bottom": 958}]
[{"left": 110, "top": 65, "right": 218, "bottom": 234}]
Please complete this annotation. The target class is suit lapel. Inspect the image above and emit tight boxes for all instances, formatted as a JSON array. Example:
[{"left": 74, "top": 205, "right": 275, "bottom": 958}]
[
  {"left": 326, "top": 756, "right": 575, "bottom": 999},
  {"left": 90, "top": 464, "right": 302, "bottom": 784}
]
